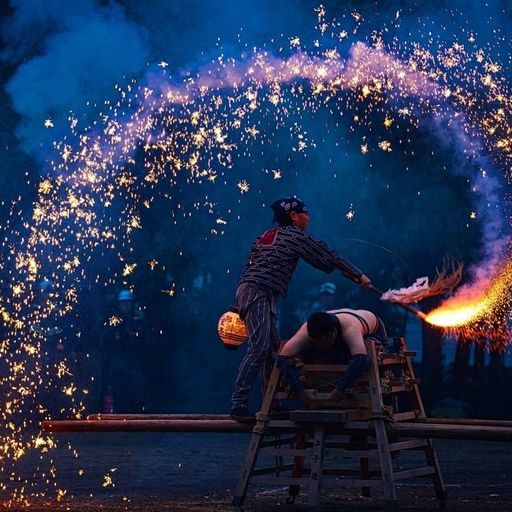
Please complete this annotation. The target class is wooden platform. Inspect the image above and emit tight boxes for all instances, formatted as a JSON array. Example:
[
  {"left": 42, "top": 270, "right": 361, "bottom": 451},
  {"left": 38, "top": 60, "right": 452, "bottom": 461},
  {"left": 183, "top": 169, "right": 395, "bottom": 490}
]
[{"left": 233, "top": 338, "right": 445, "bottom": 509}]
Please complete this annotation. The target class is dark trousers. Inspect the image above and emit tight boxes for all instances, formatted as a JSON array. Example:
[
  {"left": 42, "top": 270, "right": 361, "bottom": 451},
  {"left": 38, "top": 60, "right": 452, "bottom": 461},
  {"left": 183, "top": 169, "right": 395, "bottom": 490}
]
[{"left": 231, "top": 283, "right": 280, "bottom": 409}]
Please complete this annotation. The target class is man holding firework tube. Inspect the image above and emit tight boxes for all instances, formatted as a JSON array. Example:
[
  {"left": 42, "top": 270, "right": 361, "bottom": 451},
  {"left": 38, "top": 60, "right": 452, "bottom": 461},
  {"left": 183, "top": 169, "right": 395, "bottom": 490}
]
[{"left": 230, "top": 196, "right": 371, "bottom": 421}]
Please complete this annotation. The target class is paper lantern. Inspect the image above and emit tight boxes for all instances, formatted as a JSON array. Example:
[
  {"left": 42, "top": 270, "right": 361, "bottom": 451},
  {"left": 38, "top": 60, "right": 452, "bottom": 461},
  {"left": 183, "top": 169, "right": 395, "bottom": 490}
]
[{"left": 218, "top": 308, "right": 248, "bottom": 349}]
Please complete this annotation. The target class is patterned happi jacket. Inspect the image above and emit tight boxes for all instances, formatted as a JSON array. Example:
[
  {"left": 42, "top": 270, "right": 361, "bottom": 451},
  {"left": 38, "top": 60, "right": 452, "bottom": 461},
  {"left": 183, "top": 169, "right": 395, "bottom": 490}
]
[{"left": 238, "top": 225, "right": 363, "bottom": 297}]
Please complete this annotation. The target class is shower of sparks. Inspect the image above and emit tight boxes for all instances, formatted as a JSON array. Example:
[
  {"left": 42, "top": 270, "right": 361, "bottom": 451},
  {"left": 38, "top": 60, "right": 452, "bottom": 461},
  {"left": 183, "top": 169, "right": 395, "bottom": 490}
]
[
  {"left": 0, "top": 3, "right": 511, "bottom": 504},
  {"left": 425, "top": 260, "right": 512, "bottom": 348}
]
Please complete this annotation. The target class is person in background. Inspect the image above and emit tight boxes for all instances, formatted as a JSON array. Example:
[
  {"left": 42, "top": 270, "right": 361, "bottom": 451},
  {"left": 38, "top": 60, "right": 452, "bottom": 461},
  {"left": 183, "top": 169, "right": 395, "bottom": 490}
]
[
  {"left": 102, "top": 290, "right": 148, "bottom": 413},
  {"left": 294, "top": 281, "right": 338, "bottom": 324},
  {"left": 230, "top": 196, "right": 371, "bottom": 421}
]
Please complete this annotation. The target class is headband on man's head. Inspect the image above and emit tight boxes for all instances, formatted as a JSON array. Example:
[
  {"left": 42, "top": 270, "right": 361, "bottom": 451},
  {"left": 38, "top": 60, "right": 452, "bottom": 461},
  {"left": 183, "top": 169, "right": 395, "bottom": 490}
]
[{"left": 271, "top": 196, "right": 308, "bottom": 225}]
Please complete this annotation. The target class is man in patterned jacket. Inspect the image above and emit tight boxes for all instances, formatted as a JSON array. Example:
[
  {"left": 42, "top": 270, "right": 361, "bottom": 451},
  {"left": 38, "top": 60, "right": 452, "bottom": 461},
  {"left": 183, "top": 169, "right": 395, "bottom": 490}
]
[{"left": 230, "top": 196, "right": 371, "bottom": 420}]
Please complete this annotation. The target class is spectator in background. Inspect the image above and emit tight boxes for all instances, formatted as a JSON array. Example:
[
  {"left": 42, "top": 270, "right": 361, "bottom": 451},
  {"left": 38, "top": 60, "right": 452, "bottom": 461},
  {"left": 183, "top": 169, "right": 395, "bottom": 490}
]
[
  {"left": 33, "top": 278, "right": 77, "bottom": 417},
  {"left": 102, "top": 290, "right": 149, "bottom": 413},
  {"left": 294, "top": 281, "right": 338, "bottom": 324}
]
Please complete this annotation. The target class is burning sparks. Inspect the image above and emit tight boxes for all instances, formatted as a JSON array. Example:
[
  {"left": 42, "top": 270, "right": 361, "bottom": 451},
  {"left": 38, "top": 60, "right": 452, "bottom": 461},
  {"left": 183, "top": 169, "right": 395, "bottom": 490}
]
[
  {"left": 426, "top": 302, "right": 485, "bottom": 328},
  {"left": 424, "top": 260, "right": 512, "bottom": 345}
]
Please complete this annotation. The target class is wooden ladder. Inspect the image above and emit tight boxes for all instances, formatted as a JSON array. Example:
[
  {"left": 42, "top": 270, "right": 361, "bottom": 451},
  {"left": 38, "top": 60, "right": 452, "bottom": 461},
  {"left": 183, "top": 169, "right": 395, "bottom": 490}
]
[{"left": 232, "top": 337, "right": 447, "bottom": 510}]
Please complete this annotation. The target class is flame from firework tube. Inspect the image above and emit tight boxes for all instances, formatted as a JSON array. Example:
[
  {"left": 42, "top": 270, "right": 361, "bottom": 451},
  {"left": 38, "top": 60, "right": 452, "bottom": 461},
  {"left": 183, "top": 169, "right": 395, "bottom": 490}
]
[
  {"left": 424, "top": 260, "right": 512, "bottom": 328},
  {"left": 425, "top": 300, "right": 486, "bottom": 327}
]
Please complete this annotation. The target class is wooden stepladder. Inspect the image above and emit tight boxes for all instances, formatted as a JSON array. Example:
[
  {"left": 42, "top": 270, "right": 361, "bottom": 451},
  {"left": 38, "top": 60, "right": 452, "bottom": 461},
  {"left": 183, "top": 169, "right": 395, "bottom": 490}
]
[{"left": 233, "top": 338, "right": 447, "bottom": 510}]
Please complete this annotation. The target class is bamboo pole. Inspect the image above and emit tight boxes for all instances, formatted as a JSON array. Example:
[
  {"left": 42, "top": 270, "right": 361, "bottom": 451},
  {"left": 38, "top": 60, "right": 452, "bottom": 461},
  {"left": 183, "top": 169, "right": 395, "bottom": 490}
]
[
  {"left": 87, "top": 414, "right": 231, "bottom": 421},
  {"left": 425, "top": 418, "right": 512, "bottom": 428},
  {"left": 42, "top": 418, "right": 512, "bottom": 441},
  {"left": 42, "top": 419, "right": 254, "bottom": 433}
]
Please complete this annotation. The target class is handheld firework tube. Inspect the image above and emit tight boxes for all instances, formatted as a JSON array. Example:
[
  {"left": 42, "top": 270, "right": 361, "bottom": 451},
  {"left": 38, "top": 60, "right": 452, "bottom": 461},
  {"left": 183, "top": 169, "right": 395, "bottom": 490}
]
[
  {"left": 341, "top": 271, "right": 427, "bottom": 320},
  {"left": 218, "top": 307, "right": 248, "bottom": 349},
  {"left": 369, "top": 284, "right": 427, "bottom": 320}
]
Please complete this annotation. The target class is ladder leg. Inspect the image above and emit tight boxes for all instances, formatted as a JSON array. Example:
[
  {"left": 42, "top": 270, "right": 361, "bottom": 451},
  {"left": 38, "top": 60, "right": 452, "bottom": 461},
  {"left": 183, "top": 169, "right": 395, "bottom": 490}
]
[
  {"left": 232, "top": 432, "right": 263, "bottom": 509},
  {"left": 233, "top": 362, "right": 282, "bottom": 509},
  {"left": 360, "top": 435, "right": 371, "bottom": 497},
  {"left": 374, "top": 420, "right": 397, "bottom": 505},
  {"left": 366, "top": 341, "right": 397, "bottom": 505},
  {"left": 257, "top": 362, "right": 281, "bottom": 418},
  {"left": 308, "top": 425, "right": 325, "bottom": 507},
  {"left": 424, "top": 438, "right": 448, "bottom": 507},
  {"left": 400, "top": 339, "right": 447, "bottom": 507},
  {"left": 287, "top": 430, "right": 307, "bottom": 504}
]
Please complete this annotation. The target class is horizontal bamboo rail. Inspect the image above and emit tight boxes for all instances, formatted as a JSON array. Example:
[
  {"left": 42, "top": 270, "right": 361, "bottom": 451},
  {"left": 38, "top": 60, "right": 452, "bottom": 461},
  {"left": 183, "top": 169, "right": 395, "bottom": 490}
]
[
  {"left": 41, "top": 414, "right": 512, "bottom": 441},
  {"left": 425, "top": 417, "right": 512, "bottom": 428},
  {"left": 87, "top": 414, "right": 231, "bottom": 421},
  {"left": 43, "top": 418, "right": 253, "bottom": 433}
]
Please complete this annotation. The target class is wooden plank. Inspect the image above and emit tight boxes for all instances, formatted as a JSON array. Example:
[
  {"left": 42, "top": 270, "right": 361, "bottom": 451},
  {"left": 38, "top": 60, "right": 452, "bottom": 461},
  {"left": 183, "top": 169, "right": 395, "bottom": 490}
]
[
  {"left": 264, "top": 420, "right": 301, "bottom": 429},
  {"left": 323, "top": 468, "right": 380, "bottom": 477},
  {"left": 260, "top": 437, "right": 296, "bottom": 448},
  {"left": 325, "top": 449, "right": 379, "bottom": 458},
  {"left": 308, "top": 425, "right": 325, "bottom": 506},
  {"left": 250, "top": 464, "right": 295, "bottom": 476},
  {"left": 386, "top": 385, "right": 413, "bottom": 394},
  {"left": 289, "top": 409, "right": 371, "bottom": 423},
  {"left": 393, "top": 467, "right": 436, "bottom": 480},
  {"left": 393, "top": 411, "right": 418, "bottom": 422},
  {"left": 389, "top": 439, "right": 428, "bottom": 451},
  {"left": 258, "top": 448, "right": 308, "bottom": 457}
]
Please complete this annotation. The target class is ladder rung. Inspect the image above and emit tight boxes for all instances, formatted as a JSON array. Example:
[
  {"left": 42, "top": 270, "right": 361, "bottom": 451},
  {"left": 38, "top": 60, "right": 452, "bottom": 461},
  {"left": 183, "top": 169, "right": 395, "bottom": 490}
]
[
  {"left": 385, "top": 385, "right": 413, "bottom": 394},
  {"left": 325, "top": 448, "right": 379, "bottom": 458},
  {"left": 251, "top": 464, "right": 295, "bottom": 476},
  {"left": 390, "top": 439, "right": 428, "bottom": 451},
  {"left": 289, "top": 409, "right": 371, "bottom": 423},
  {"left": 260, "top": 437, "right": 297, "bottom": 448},
  {"left": 264, "top": 420, "right": 300, "bottom": 429},
  {"left": 393, "top": 467, "right": 436, "bottom": 480},
  {"left": 257, "top": 448, "right": 308, "bottom": 457},
  {"left": 393, "top": 411, "right": 418, "bottom": 422}
]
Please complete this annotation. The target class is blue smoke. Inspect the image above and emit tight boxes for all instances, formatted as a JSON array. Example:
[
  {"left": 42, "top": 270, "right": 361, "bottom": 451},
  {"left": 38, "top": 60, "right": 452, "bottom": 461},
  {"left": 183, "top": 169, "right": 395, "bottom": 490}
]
[{"left": 3, "top": 0, "right": 150, "bottom": 159}]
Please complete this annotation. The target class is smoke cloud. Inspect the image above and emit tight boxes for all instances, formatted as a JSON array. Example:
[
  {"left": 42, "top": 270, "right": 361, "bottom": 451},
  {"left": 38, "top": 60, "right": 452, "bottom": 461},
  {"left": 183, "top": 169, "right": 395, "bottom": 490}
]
[{"left": 3, "top": 0, "right": 150, "bottom": 159}]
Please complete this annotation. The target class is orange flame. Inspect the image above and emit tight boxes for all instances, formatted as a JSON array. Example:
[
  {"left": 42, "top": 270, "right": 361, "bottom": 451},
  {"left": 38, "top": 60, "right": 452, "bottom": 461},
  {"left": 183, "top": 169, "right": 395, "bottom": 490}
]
[
  {"left": 425, "top": 300, "right": 486, "bottom": 327},
  {"left": 424, "top": 260, "right": 512, "bottom": 329}
]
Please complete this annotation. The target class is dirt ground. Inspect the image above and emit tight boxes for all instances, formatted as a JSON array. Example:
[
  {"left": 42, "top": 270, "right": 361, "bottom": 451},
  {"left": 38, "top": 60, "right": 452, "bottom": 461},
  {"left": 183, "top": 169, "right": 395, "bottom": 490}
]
[{"left": 2, "top": 432, "right": 512, "bottom": 511}]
